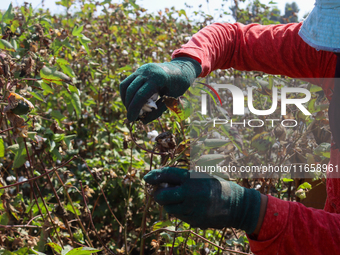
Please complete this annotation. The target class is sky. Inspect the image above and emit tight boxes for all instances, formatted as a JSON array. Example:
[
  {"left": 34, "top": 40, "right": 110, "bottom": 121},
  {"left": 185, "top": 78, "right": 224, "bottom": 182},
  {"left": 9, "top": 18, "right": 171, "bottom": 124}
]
[{"left": 2, "top": 0, "right": 315, "bottom": 22}]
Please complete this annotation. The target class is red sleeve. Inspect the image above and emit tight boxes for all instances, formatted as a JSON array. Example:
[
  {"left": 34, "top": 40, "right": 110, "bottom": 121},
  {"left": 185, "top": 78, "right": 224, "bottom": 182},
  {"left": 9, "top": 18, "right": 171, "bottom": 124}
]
[
  {"left": 247, "top": 195, "right": 340, "bottom": 255},
  {"left": 172, "top": 22, "right": 336, "bottom": 82}
]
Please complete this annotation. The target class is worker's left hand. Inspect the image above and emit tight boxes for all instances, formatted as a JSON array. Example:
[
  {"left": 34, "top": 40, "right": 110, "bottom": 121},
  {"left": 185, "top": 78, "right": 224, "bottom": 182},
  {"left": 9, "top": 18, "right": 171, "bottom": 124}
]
[
  {"left": 119, "top": 57, "right": 201, "bottom": 123},
  {"left": 144, "top": 167, "right": 262, "bottom": 233}
]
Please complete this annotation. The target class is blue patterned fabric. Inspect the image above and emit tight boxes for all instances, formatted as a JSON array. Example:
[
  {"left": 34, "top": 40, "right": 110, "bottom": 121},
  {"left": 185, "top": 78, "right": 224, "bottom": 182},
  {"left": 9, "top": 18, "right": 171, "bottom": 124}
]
[{"left": 298, "top": 0, "right": 340, "bottom": 52}]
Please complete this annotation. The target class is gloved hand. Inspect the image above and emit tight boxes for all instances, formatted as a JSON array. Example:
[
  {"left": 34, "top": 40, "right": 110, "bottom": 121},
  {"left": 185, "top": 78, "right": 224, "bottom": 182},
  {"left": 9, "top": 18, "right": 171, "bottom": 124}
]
[
  {"left": 144, "top": 167, "right": 262, "bottom": 234},
  {"left": 119, "top": 57, "right": 202, "bottom": 123}
]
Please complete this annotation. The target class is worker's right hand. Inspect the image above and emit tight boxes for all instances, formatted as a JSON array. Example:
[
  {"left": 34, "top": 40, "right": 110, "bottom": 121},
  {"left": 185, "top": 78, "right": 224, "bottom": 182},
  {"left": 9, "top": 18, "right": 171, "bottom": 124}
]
[
  {"left": 144, "top": 167, "right": 262, "bottom": 234},
  {"left": 119, "top": 57, "right": 202, "bottom": 123}
]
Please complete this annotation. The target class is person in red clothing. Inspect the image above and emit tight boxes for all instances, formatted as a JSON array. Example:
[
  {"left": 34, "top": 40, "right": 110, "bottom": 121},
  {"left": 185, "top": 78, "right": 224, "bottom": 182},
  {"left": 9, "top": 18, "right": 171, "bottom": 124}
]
[{"left": 120, "top": 0, "right": 340, "bottom": 254}]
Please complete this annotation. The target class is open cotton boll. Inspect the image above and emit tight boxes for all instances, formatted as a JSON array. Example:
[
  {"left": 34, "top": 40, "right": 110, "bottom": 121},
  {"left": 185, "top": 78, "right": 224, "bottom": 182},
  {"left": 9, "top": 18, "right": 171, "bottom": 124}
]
[
  {"left": 139, "top": 93, "right": 159, "bottom": 117},
  {"left": 142, "top": 98, "right": 158, "bottom": 112},
  {"left": 6, "top": 176, "right": 16, "bottom": 182},
  {"left": 147, "top": 130, "right": 159, "bottom": 142},
  {"left": 18, "top": 176, "right": 28, "bottom": 182}
]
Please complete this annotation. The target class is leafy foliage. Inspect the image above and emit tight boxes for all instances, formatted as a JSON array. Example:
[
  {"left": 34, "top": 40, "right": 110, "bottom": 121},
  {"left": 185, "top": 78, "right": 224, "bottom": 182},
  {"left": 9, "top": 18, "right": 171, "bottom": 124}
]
[{"left": 0, "top": 0, "right": 328, "bottom": 254}]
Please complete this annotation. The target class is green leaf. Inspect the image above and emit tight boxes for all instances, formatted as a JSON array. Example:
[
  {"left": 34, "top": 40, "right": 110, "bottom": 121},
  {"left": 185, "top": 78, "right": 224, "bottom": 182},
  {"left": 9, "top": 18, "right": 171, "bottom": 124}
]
[
  {"left": 27, "top": 132, "right": 36, "bottom": 140},
  {"left": 186, "top": 238, "right": 196, "bottom": 246},
  {"left": 56, "top": 58, "right": 70, "bottom": 66},
  {"left": 10, "top": 20, "right": 20, "bottom": 34},
  {"left": 51, "top": 37, "right": 75, "bottom": 56},
  {"left": 7, "top": 143, "right": 20, "bottom": 153},
  {"left": 283, "top": 178, "right": 294, "bottom": 182},
  {"left": 68, "top": 85, "right": 79, "bottom": 94},
  {"left": 29, "top": 91, "right": 44, "bottom": 102},
  {"left": 71, "top": 92, "right": 81, "bottom": 118},
  {"left": 57, "top": 59, "right": 76, "bottom": 77},
  {"left": 72, "top": 25, "right": 84, "bottom": 36},
  {"left": 0, "top": 39, "right": 15, "bottom": 52},
  {"left": 65, "top": 97, "right": 74, "bottom": 116},
  {"left": 66, "top": 203, "right": 81, "bottom": 216},
  {"left": 0, "top": 250, "right": 13, "bottom": 255},
  {"left": 61, "top": 37, "right": 75, "bottom": 51},
  {"left": 13, "top": 143, "right": 27, "bottom": 168},
  {"left": 152, "top": 220, "right": 172, "bottom": 231},
  {"left": 73, "top": 229, "right": 84, "bottom": 244},
  {"left": 0, "top": 183, "right": 4, "bottom": 196},
  {"left": 61, "top": 246, "right": 72, "bottom": 255},
  {"left": 298, "top": 182, "right": 312, "bottom": 190},
  {"left": 251, "top": 131, "right": 275, "bottom": 152},
  {"left": 51, "top": 147, "right": 62, "bottom": 160},
  {"left": 118, "top": 65, "right": 132, "bottom": 72},
  {"left": 12, "top": 248, "right": 29, "bottom": 255},
  {"left": 2, "top": 4, "right": 14, "bottom": 23},
  {"left": 40, "top": 66, "right": 71, "bottom": 85},
  {"left": 56, "top": 0, "right": 74, "bottom": 8},
  {"left": 64, "top": 135, "right": 76, "bottom": 149},
  {"left": 10, "top": 38, "right": 17, "bottom": 52},
  {"left": 53, "top": 133, "right": 65, "bottom": 142},
  {"left": 50, "top": 140, "right": 56, "bottom": 152},
  {"left": 178, "top": 9, "right": 187, "bottom": 18},
  {"left": 314, "top": 104, "right": 328, "bottom": 112},
  {"left": 307, "top": 98, "right": 317, "bottom": 113},
  {"left": 226, "top": 236, "right": 247, "bottom": 248},
  {"left": 41, "top": 82, "right": 54, "bottom": 95},
  {"left": 309, "top": 84, "right": 323, "bottom": 93},
  {"left": 0, "top": 212, "right": 9, "bottom": 225},
  {"left": 221, "top": 125, "right": 245, "bottom": 153},
  {"left": 295, "top": 189, "right": 306, "bottom": 199},
  {"left": 65, "top": 247, "right": 101, "bottom": 255},
  {"left": 314, "top": 143, "right": 331, "bottom": 158},
  {"left": 0, "top": 138, "right": 4, "bottom": 158},
  {"left": 128, "top": 0, "right": 140, "bottom": 9},
  {"left": 60, "top": 64, "right": 76, "bottom": 77},
  {"left": 198, "top": 87, "right": 217, "bottom": 106},
  {"left": 195, "top": 154, "right": 226, "bottom": 167},
  {"left": 29, "top": 249, "right": 46, "bottom": 255},
  {"left": 204, "top": 139, "right": 230, "bottom": 149},
  {"left": 51, "top": 110, "right": 66, "bottom": 121},
  {"left": 78, "top": 34, "right": 91, "bottom": 55}
]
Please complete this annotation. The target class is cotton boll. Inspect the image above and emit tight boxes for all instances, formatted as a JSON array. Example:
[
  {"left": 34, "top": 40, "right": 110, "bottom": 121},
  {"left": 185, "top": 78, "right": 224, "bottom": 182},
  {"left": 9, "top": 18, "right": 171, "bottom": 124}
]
[
  {"left": 142, "top": 98, "right": 158, "bottom": 112},
  {"left": 147, "top": 130, "right": 159, "bottom": 142},
  {"left": 18, "top": 176, "right": 28, "bottom": 182},
  {"left": 139, "top": 93, "right": 159, "bottom": 117},
  {"left": 6, "top": 176, "right": 16, "bottom": 182}
]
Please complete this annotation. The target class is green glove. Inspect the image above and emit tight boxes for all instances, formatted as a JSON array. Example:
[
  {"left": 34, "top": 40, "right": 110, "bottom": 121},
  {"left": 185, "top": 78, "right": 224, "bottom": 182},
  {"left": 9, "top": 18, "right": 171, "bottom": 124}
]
[
  {"left": 119, "top": 57, "right": 202, "bottom": 123},
  {"left": 144, "top": 167, "right": 262, "bottom": 234}
]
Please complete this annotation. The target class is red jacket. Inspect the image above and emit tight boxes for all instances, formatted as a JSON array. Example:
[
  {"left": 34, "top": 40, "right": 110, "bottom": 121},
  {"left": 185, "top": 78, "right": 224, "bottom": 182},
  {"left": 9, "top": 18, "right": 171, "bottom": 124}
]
[{"left": 172, "top": 22, "right": 340, "bottom": 254}]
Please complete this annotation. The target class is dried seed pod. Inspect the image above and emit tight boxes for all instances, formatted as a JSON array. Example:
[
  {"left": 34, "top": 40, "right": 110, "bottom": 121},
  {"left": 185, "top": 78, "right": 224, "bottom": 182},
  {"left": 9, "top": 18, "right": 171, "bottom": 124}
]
[{"left": 155, "top": 131, "right": 176, "bottom": 151}]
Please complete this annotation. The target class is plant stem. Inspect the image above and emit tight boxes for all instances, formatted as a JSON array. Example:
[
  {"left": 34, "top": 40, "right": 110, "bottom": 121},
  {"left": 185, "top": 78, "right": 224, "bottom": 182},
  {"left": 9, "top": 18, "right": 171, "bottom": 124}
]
[
  {"left": 143, "top": 228, "right": 252, "bottom": 255},
  {"left": 0, "top": 224, "right": 42, "bottom": 229},
  {"left": 55, "top": 172, "right": 94, "bottom": 248},
  {"left": 23, "top": 138, "right": 64, "bottom": 247},
  {"left": 139, "top": 195, "right": 151, "bottom": 255},
  {"left": 169, "top": 220, "right": 181, "bottom": 255},
  {"left": 217, "top": 228, "right": 227, "bottom": 255},
  {"left": 79, "top": 156, "right": 123, "bottom": 227},
  {"left": 80, "top": 182, "right": 115, "bottom": 255},
  {"left": 37, "top": 154, "right": 76, "bottom": 246},
  {"left": 0, "top": 156, "right": 77, "bottom": 190},
  {"left": 182, "top": 232, "right": 189, "bottom": 255}
]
